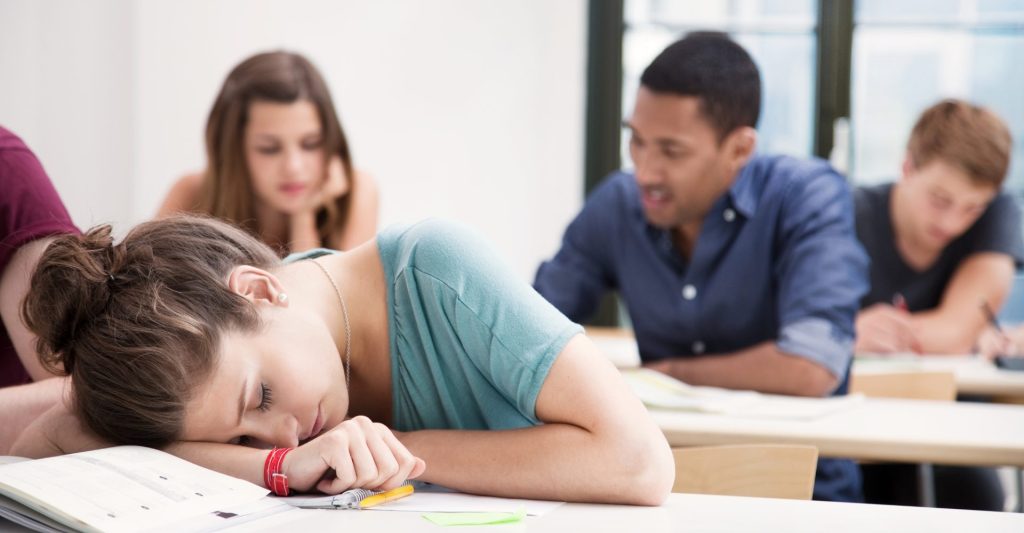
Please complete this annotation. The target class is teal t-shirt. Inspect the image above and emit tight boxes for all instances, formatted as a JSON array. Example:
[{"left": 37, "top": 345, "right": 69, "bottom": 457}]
[{"left": 287, "top": 219, "right": 582, "bottom": 432}]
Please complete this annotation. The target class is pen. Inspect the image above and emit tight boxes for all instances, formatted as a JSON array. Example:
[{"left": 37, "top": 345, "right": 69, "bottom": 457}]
[
  {"left": 892, "top": 292, "right": 924, "bottom": 353},
  {"left": 357, "top": 483, "right": 414, "bottom": 508},
  {"left": 892, "top": 293, "right": 908, "bottom": 312},
  {"left": 980, "top": 300, "right": 1004, "bottom": 334}
]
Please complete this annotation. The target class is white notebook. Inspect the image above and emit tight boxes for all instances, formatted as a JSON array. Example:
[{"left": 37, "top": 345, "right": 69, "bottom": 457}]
[
  {"left": 622, "top": 367, "right": 862, "bottom": 420},
  {"left": 0, "top": 446, "right": 296, "bottom": 533}
]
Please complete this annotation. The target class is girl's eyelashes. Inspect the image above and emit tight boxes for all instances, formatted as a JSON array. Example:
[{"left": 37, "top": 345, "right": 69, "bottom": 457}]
[{"left": 257, "top": 382, "right": 273, "bottom": 412}]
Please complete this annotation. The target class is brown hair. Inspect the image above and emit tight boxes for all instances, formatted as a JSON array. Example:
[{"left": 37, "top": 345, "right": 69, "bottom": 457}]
[
  {"left": 22, "top": 216, "right": 281, "bottom": 447},
  {"left": 907, "top": 99, "right": 1013, "bottom": 188},
  {"left": 200, "top": 50, "right": 355, "bottom": 252}
]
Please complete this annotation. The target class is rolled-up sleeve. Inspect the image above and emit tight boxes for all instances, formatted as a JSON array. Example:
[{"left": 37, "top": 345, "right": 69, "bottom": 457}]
[{"left": 774, "top": 169, "right": 869, "bottom": 380}]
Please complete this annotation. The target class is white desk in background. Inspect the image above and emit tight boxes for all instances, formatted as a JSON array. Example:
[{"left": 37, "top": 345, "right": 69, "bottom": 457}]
[
  {"left": 650, "top": 394, "right": 1024, "bottom": 468},
  {"left": 854, "top": 354, "right": 1024, "bottom": 400},
  {"left": 586, "top": 327, "right": 1024, "bottom": 400},
  {"left": 589, "top": 328, "right": 1024, "bottom": 466},
  {"left": 210, "top": 492, "right": 1024, "bottom": 533}
]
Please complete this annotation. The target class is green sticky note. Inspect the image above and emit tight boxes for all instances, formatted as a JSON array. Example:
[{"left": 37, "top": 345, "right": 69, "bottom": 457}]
[{"left": 421, "top": 507, "right": 526, "bottom": 526}]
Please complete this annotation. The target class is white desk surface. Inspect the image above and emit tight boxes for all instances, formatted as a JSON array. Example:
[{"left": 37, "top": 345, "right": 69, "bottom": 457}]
[
  {"left": 589, "top": 329, "right": 1024, "bottom": 466},
  {"left": 854, "top": 354, "right": 1024, "bottom": 398},
  {"left": 212, "top": 492, "right": 1024, "bottom": 533},
  {"left": 652, "top": 396, "right": 1024, "bottom": 467},
  {"left": 588, "top": 328, "right": 1024, "bottom": 398}
]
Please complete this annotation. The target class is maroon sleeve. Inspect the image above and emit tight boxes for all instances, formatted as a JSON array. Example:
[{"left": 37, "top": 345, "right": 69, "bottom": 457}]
[
  {"left": 0, "top": 127, "right": 79, "bottom": 387},
  {"left": 0, "top": 127, "right": 79, "bottom": 272}
]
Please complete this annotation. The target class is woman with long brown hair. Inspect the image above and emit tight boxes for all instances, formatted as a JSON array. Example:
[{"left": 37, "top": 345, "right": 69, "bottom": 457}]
[
  {"left": 158, "top": 51, "right": 377, "bottom": 254},
  {"left": 14, "top": 216, "right": 673, "bottom": 504}
]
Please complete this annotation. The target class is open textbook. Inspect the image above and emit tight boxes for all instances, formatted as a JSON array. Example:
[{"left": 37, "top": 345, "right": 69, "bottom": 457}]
[
  {"left": 0, "top": 447, "right": 565, "bottom": 533},
  {"left": 0, "top": 446, "right": 299, "bottom": 533},
  {"left": 622, "top": 367, "right": 863, "bottom": 420}
]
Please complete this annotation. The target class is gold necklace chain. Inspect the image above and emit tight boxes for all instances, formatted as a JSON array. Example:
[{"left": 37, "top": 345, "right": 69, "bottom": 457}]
[{"left": 308, "top": 258, "right": 351, "bottom": 389}]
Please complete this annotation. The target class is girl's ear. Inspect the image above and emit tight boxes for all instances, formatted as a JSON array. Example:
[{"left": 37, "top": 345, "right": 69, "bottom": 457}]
[{"left": 226, "top": 266, "right": 289, "bottom": 308}]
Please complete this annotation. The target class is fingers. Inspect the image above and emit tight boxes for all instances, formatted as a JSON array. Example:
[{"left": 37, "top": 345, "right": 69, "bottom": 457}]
[
  {"left": 316, "top": 443, "right": 355, "bottom": 493},
  {"left": 856, "top": 304, "right": 918, "bottom": 354},
  {"left": 410, "top": 457, "right": 427, "bottom": 479},
  {"left": 976, "top": 329, "right": 999, "bottom": 359},
  {"left": 314, "top": 416, "right": 424, "bottom": 494},
  {"left": 978, "top": 328, "right": 1015, "bottom": 360},
  {"left": 324, "top": 156, "right": 349, "bottom": 199},
  {"left": 373, "top": 424, "right": 422, "bottom": 490}
]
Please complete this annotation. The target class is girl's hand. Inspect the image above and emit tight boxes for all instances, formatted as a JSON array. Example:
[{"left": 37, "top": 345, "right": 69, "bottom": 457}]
[
  {"left": 281, "top": 415, "right": 426, "bottom": 494},
  {"left": 286, "top": 156, "right": 351, "bottom": 251},
  {"left": 295, "top": 156, "right": 349, "bottom": 217}
]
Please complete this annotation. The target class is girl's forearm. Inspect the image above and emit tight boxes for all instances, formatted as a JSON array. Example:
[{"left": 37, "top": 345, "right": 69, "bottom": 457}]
[
  {"left": 397, "top": 423, "right": 671, "bottom": 505},
  {"left": 166, "top": 441, "right": 268, "bottom": 487}
]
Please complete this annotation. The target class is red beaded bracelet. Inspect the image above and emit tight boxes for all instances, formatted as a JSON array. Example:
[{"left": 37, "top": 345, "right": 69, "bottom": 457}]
[{"left": 263, "top": 447, "right": 294, "bottom": 496}]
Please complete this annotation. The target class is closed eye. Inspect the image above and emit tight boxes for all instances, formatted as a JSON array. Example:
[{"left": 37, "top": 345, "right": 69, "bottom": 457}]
[{"left": 257, "top": 382, "right": 273, "bottom": 413}]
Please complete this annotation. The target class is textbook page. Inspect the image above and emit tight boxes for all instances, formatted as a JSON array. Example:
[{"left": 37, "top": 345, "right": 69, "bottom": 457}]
[
  {"left": 623, "top": 368, "right": 862, "bottom": 420},
  {"left": 0, "top": 446, "right": 273, "bottom": 533}
]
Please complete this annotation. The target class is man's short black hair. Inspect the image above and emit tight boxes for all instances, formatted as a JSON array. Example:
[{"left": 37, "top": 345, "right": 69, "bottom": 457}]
[{"left": 640, "top": 31, "right": 761, "bottom": 140}]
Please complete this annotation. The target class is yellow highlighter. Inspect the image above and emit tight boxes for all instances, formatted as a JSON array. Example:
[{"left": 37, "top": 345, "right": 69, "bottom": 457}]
[
  {"left": 332, "top": 483, "right": 415, "bottom": 510},
  {"left": 356, "top": 483, "right": 415, "bottom": 509}
]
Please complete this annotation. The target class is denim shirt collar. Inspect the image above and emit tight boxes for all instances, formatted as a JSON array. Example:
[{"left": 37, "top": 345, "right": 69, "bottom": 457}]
[
  {"left": 726, "top": 158, "right": 759, "bottom": 219},
  {"left": 640, "top": 160, "right": 759, "bottom": 267}
]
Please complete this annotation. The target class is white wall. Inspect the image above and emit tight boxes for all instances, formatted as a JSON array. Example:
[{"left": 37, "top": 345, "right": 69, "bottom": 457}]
[
  {"left": 0, "top": 0, "right": 135, "bottom": 231},
  {"left": 0, "top": 0, "right": 587, "bottom": 281}
]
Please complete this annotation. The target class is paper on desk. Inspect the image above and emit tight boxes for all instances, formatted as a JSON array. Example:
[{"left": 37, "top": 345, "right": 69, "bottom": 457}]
[
  {"left": 623, "top": 368, "right": 862, "bottom": 420},
  {"left": 281, "top": 483, "right": 563, "bottom": 517},
  {"left": 855, "top": 353, "right": 990, "bottom": 373},
  {"left": 366, "top": 490, "right": 562, "bottom": 516}
]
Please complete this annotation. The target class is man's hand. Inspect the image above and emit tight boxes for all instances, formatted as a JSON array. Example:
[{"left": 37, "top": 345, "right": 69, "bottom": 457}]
[
  {"left": 977, "top": 325, "right": 1024, "bottom": 360},
  {"left": 642, "top": 358, "right": 674, "bottom": 375}
]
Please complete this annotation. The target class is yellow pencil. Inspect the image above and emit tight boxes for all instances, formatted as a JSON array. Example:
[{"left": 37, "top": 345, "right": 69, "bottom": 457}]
[{"left": 358, "top": 483, "right": 415, "bottom": 509}]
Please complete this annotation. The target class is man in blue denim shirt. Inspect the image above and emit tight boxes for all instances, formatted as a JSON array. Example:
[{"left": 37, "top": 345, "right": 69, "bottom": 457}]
[{"left": 535, "top": 33, "right": 869, "bottom": 502}]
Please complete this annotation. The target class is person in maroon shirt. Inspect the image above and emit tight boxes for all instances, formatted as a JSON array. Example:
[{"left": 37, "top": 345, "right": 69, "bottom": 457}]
[{"left": 0, "top": 125, "right": 79, "bottom": 453}]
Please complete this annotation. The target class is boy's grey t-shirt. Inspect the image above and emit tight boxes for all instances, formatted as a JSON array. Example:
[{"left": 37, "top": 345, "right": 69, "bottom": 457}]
[
  {"left": 855, "top": 183, "right": 1024, "bottom": 311},
  {"left": 289, "top": 219, "right": 582, "bottom": 432}
]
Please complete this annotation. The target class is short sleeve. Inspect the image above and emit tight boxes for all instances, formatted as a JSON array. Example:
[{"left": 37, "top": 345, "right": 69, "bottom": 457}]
[
  {"left": 386, "top": 220, "right": 583, "bottom": 425},
  {"left": 963, "top": 194, "right": 1024, "bottom": 268},
  {"left": 0, "top": 132, "right": 78, "bottom": 272}
]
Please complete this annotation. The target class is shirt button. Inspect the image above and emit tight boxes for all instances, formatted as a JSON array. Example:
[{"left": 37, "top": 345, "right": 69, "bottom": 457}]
[
  {"left": 723, "top": 208, "right": 736, "bottom": 222},
  {"left": 692, "top": 341, "right": 706, "bottom": 354},
  {"left": 682, "top": 284, "right": 697, "bottom": 300}
]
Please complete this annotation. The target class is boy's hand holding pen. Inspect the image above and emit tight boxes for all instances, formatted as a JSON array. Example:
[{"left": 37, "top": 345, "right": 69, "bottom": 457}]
[
  {"left": 978, "top": 300, "right": 1021, "bottom": 362},
  {"left": 891, "top": 293, "right": 923, "bottom": 354}
]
